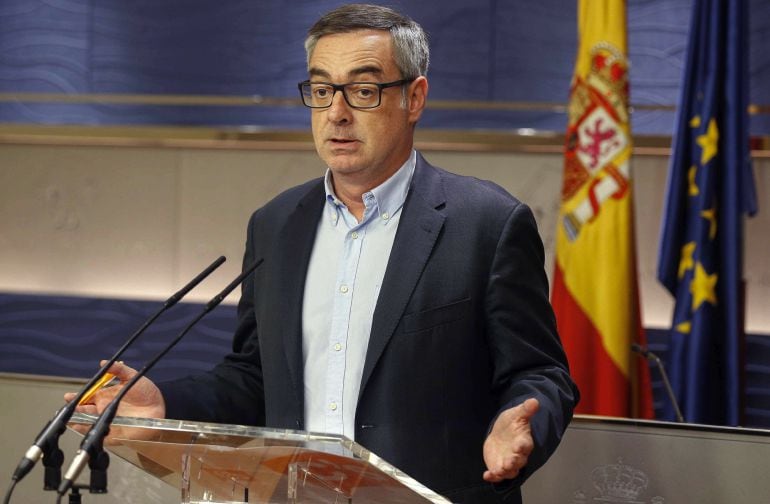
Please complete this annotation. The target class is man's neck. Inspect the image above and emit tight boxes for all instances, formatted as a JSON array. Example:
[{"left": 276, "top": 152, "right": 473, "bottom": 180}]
[
  {"left": 331, "top": 180, "right": 376, "bottom": 221},
  {"left": 330, "top": 160, "right": 409, "bottom": 222}
]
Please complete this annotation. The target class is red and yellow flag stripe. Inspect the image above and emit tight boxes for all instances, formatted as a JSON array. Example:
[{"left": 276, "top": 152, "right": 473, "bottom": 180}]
[{"left": 553, "top": 0, "right": 653, "bottom": 418}]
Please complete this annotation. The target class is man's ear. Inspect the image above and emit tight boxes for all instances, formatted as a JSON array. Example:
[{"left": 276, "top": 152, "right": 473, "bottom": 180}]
[{"left": 407, "top": 76, "right": 429, "bottom": 124}]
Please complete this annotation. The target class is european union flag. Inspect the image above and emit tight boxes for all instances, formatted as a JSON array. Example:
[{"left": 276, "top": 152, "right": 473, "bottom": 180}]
[{"left": 657, "top": 0, "right": 757, "bottom": 426}]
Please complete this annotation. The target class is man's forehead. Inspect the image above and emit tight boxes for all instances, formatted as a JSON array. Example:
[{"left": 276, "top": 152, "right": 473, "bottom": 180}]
[{"left": 308, "top": 30, "right": 395, "bottom": 77}]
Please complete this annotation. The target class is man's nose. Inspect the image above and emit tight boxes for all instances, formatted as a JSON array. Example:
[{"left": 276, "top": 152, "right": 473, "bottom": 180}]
[{"left": 326, "top": 90, "right": 352, "bottom": 123}]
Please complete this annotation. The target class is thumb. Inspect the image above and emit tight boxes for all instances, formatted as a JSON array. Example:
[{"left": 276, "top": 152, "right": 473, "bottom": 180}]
[
  {"left": 99, "top": 360, "right": 138, "bottom": 382},
  {"left": 514, "top": 397, "right": 540, "bottom": 422}
]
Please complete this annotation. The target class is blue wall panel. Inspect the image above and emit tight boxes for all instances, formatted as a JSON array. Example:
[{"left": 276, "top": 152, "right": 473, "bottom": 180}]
[
  {"left": 0, "top": 0, "right": 91, "bottom": 123},
  {"left": 0, "top": 0, "right": 89, "bottom": 93},
  {"left": 90, "top": 1, "right": 303, "bottom": 96},
  {"left": 0, "top": 293, "right": 236, "bottom": 383},
  {"left": 1, "top": 0, "right": 768, "bottom": 133}
]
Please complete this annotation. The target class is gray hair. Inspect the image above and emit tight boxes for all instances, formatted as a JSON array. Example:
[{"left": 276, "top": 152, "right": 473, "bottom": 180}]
[{"left": 304, "top": 4, "right": 430, "bottom": 79}]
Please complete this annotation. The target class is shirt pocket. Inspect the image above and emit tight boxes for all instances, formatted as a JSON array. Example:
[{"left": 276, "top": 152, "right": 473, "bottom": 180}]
[{"left": 401, "top": 297, "right": 472, "bottom": 334}]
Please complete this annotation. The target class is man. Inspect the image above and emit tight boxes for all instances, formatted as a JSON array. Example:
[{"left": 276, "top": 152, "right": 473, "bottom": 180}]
[{"left": 72, "top": 4, "right": 578, "bottom": 502}]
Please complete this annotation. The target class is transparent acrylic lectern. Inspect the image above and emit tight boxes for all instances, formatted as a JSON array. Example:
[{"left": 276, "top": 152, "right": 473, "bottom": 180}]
[{"left": 69, "top": 413, "right": 451, "bottom": 504}]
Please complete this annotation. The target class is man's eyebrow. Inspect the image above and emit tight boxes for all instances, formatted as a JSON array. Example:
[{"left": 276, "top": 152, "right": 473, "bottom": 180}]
[
  {"left": 348, "top": 65, "right": 384, "bottom": 78},
  {"left": 307, "top": 65, "right": 384, "bottom": 81},
  {"left": 308, "top": 67, "right": 331, "bottom": 79}
]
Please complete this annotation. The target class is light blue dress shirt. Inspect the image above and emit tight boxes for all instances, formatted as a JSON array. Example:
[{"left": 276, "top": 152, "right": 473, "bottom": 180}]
[{"left": 301, "top": 150, "right": 417, "bottom": 439}]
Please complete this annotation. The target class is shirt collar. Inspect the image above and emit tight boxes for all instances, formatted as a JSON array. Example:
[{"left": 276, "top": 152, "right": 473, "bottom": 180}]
[{"left": 323, "top": 150, "right": 416, "bottom": 226}]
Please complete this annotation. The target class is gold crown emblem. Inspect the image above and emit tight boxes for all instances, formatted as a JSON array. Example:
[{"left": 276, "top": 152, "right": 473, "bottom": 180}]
[
  {"left": 585, "top": 42, "right": 629, "bottom": 124},
  {"left": 590, "top": 43, "right": 629, "bottom": 92},
  {"left": 590, "top": 458, "right": 648, "bottom": 502}
]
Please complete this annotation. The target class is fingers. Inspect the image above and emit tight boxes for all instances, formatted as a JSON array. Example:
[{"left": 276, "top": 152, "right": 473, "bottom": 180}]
[
  {"left": 64, "top": 359, "right": 165, "bottom": 423},
  {"left": 483, "top": 461, "right": 524, "bottom": 482},
  {"left": 483, "top": 470, "right": 502, "bottom": 483},
  {"left": 89, "top": 361, "right": 136, "bottom": 406},
  {"left": 99, "top": 360, "right": 138, "bottom": 381},
  {"left": 483, "top": 463, "right": 524, "bottom": 483},
  {"left": 63, "top": 360, "right": 137, "bottom": 409},
  {"left": 482, "top": 397, "right": 540, "bottom": 483},
  {"left": 483, "top": 449, "right": 529, "bottom": 482},
  {"left": 76, "top": 403, "right": 99, "bottom": 416},
  {"left": 92, "top": 383, "right": 124, "bottom": 407}
]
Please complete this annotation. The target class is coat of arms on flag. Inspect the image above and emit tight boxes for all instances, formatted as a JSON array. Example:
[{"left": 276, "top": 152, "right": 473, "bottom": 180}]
[{"left": 563, "top": 44, "right": 630, "bottom": 241}]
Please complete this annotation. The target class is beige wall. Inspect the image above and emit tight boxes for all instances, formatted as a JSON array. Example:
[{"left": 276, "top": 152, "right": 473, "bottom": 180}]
[{"left": 0, "top": 142, "right": 768, "bottom": 332}]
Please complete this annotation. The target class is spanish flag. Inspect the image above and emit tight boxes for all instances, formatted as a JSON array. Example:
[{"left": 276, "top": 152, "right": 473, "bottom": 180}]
[{"left": 552, "top": 0, "right": 654, "bottom": 418}]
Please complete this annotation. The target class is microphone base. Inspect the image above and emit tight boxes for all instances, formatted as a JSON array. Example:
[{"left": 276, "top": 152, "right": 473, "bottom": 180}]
[
  {"left": 88, "top": 450, "right": 110, "bottom": 494},
  {"left": 42, "top": 444, "right": 64, "bottom": 491}
]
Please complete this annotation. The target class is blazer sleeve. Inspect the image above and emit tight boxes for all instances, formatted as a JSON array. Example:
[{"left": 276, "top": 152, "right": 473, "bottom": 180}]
[
  {"left": 158, "top": 211, "right": 266, "bottom": 426},
  {"left": 485, "top": 201, "right": 579, "bottom": 486}
]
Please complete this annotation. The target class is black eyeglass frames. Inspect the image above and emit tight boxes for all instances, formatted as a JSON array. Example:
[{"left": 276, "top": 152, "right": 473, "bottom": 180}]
[{"left": 297, "top": 79, "right": 415, "bottom": 109}]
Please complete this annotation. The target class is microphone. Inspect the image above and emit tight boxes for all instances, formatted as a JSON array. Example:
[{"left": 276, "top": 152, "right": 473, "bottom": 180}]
[
  {"left": 631, "top": 343, "right": 685, "bottom": 423},
  {"left": 57, "top": 258, "right": 263, "bottom": 497},
  {"left": 6, "top": 256, "right": 226, "bottom": 493}
]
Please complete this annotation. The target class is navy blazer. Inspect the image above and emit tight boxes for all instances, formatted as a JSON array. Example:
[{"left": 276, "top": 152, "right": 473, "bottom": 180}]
[{"left": 160, "top": 153, "right": 578, "bottom": 503}]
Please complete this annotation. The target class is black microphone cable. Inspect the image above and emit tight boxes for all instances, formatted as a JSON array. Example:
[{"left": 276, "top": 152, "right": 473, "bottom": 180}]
[
  {"left": 3, "top": 256, "right": 226, "bottom": 504},
  {"left": 56, "top": 258, "right": 262, "bottom": 499}
]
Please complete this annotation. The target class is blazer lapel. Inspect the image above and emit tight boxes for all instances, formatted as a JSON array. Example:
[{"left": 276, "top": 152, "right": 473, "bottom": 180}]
[
  {"left": 275, "top": 181, "right": 325, "bottom": 407},
  {"left": 359, "top": 156, "right": 446, "bottom": 399}
]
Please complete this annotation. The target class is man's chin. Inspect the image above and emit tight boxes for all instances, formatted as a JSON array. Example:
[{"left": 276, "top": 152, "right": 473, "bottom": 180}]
[{"left": 323, "top": 154, "right": 365, "bottom": 175}]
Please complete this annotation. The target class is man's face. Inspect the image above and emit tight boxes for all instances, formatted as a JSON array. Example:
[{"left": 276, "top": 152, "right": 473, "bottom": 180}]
[{"left": 308, "top": 30, "right": 426, "bottom": 187}]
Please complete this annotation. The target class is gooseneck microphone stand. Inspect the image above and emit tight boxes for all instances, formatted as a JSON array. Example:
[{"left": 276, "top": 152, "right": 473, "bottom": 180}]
[
  {"left": 631, "top": 343, "right": 685, "bottom": 423},
  {"left": 56, "top": 258, "right": 262, "bottom": 503},
  {"left": 2, "top": 256, "right": 226, "bottom": 504}
]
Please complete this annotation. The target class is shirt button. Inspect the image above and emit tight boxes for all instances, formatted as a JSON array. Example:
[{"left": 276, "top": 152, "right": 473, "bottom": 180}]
[
  {"left": 333, "top": 343, "right": 342, "bottom": 351},
  {"left": 381, "top": 212, "right": 389, "bottom": 220},
  {"left": 340, "top": 285, "right": 349, "bottom": 293},
  {"left": 329, "top": 402, "right": 338, "bottom": 411},
  {"left": 351, "top": 231, "right": 359, "bottom": 239}
]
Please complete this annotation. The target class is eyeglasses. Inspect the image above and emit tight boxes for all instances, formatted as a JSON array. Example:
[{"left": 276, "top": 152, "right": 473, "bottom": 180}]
[{"left": 298, "top": 79, "right": 415, "bottom": 109}]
